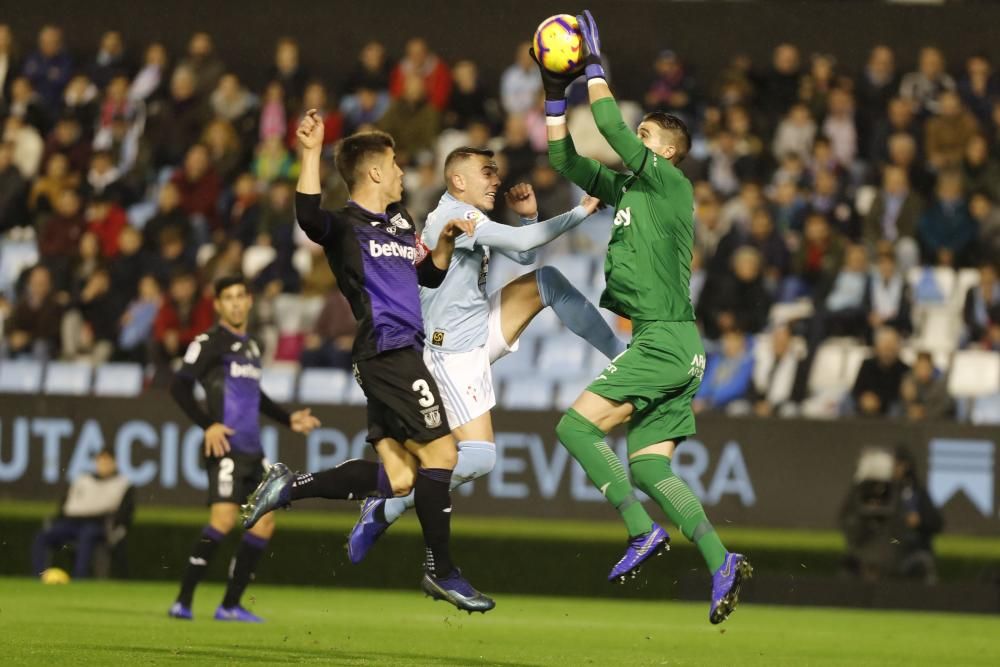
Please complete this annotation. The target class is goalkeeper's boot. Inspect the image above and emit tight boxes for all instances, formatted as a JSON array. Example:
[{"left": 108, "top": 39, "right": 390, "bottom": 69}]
[
  {"left": 709, "top": 552, "right": 753, "bottom": 624},
  {"left": 214, "top": 604, "right": 264, "bottom": 623},
  {"left": 167, "top": 602, "right": 192, "bottom": 620},
  {"left": 347, "top": 497, "right": 390, "bottom": 564},
  {"left": 241, "top": 462, "right": 293, "bottom": 529},
  {"left": 421, "top": 569, "right": 496, "bottom": 614},
  {"left": 608, "top": 523, "right": 670, "bottom": 583}
]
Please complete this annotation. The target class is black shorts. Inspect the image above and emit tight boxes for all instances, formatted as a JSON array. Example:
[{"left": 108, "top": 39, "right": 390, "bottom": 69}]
[
  {"left": 353, "top": 347, "right": 451, "bottom": 445},
  {"left": 205, "top": 454, "right": 267, "bottom": 506}
]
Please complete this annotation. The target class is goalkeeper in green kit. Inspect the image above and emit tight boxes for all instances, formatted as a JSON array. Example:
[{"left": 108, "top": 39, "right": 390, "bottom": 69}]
[{"left": 533, "top": 10, "right": 751, "bottom": 624}]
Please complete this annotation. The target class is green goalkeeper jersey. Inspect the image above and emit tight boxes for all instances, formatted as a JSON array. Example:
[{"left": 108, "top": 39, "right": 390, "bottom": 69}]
[{"left": 548, "top": 98, "right": 695, "bottom": 323}]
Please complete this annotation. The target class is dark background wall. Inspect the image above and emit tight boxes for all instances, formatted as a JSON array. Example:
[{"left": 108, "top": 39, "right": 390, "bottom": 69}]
[{"left": 5, "top": 1, "right": 1000, "bottom": 101}]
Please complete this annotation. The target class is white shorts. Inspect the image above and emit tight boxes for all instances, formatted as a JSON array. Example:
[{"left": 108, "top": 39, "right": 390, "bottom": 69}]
[{"left": 423, "top": 291, "right": 519, "bottom": 429}]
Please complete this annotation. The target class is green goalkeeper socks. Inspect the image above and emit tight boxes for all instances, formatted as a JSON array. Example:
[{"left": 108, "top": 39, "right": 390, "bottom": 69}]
[
  {"left": 556, "top": 409, "right": 654, "bottom": 538},
  {"left": 629, "top": 453, "right": 728, "bottom": 573}
]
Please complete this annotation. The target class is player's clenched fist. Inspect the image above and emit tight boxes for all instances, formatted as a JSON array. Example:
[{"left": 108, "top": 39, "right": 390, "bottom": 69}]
[
  {"left": 505, "top": 183, "right": 538, "bottom": 219},
  {"left": 296, "top": 108, "right": 324, "bottom": 151},
  {"left": 580, "top": 194, "right": 602, "bottom": 215},
  {"left": 440, "top": 218, "right": 478, "bottom": 240}
]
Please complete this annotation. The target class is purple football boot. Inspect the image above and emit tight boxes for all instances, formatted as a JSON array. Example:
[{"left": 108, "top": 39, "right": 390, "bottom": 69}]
[
  {"left": 167, "top": 602, "right": 193, "bottom": 620},
  {"left": 421, "top": 569, "right": 496, "bottom": 614},
  {"left": 241, "top": 462, "right": 293, "bottom": 529},
  {"left": 709, "top": 552, "right": 753, "bottom": 624},
  {"left": 214, "top": 605, "right": 264, "bottom": 623},
  {"left": 608, "top": 523, "right": 670, "bottom": 583},
  {"left": 347, "top": 497, "right": 390, "bottom": 564}
]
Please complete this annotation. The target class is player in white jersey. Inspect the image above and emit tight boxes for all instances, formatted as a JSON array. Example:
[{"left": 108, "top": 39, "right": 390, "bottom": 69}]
[{"left": 347, "top": 146, "right": 626, "bottom": 562}]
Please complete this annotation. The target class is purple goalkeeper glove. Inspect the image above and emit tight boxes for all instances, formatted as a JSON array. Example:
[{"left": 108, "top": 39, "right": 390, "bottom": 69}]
[{"left": 577, "top": 9, "right": 606, "bottom": 81}]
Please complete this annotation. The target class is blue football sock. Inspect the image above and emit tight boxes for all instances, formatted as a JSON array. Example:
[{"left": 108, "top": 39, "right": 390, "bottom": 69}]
[
  {"left": 536, "top": 265, "right": 626, "bottom": 359},
  {"left": 383, "top": 441, "right": 496, "bottom": 524}
]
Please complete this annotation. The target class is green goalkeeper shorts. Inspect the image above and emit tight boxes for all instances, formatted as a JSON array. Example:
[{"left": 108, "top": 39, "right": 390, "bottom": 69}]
[{"left": 586, "top": 320, "right": 705, "bottom": 454}]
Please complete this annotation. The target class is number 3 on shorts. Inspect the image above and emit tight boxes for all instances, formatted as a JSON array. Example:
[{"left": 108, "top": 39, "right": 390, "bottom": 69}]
[{"left": 412, "top": 379, "right": 436, "bottom": 407}]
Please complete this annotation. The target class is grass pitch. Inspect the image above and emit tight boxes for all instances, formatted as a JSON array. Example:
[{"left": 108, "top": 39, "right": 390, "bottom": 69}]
[{"left": 2, "top": 578, "right": 999, "bottom": 666}]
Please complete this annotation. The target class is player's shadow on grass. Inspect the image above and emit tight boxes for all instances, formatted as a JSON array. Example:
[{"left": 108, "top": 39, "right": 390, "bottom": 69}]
[{"left": 106, "top": 644, "right": 539, "bottom": 666}]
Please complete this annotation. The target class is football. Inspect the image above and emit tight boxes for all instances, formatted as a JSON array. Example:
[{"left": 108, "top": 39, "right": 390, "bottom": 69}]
[
  {"left": 533, "top": 14, "right": 584, "bottom": 74},
  {"left": 40, "top": 567, "right": 71, "bottom": 585}
]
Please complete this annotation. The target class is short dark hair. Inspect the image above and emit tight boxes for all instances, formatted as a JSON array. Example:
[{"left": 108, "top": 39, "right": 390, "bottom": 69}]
[
  {"left": 334, "top": 130, "right": 395, "bottom": 190},
  {"left": 214, "top": 275, "right": 248, "bottom": 298},
  {"left": 444, "top": 146, "right": 495, "bottom": 177},
  {"left": 641, "top": 112, "right": 691, "bottom": 164}
]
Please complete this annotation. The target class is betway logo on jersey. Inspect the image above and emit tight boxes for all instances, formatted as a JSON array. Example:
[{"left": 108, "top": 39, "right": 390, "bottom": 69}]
[
  {"left": 369, "top": 240, "right": 416, "bottom": 260},
  {"left": 229, "top": 362, "right": 262, "bottom": 380},
  {"left": 613, "top": 207, "right": 632, "bottom": 227}
]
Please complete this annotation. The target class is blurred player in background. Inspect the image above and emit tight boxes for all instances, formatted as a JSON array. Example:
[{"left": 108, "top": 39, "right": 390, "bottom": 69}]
[
  {"left": 240, "top": 112, "right": 495, "bottom": 613},
  {"left": 348, "top": 146, "right": 623, "bottom": 561},
  {"left": 536, "top": 10, "right": 752, "bottom": 623},
  {"left": 168, "top": 276, "right": 321, "bottom": 622}
]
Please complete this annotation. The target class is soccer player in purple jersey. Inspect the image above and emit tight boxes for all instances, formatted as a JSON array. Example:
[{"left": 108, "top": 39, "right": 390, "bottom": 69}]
[
  {"left": 168, "top": 276, "right": 321, "bottom": 622},
  {"left": 240, "top": 111, "right": 495, "bottom": 612}
]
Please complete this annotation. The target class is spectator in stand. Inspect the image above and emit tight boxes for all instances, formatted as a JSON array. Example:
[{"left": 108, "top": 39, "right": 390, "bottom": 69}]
[
  {"left": 143, "top": 181, "right": 192, "bottom": 253},
  {"left": 0, "top": 24, "right": 16, "bottom": 101},
  {"left": 855, "top": 45, "right": 899, "bottom": 157},
  {"left": 705, "top": 129, "right": 749, "bottom": 198},
  {"left": 85, "top": 193, "right": 127, "bottom": 258},
  {"left": 885, "top": 131, "right": 934, "bottom": 197},
  {"left": 62, "top": 265, "right": 118, "bottom": 363},
  {"left": 252, "top": 135, "right": 297, "bottom": 186},
  {"left": 170, "top": 143, "right": 221, "bottom": 236},
  {"left": 109, "top": 226, "right": 146, "bottom": 303},
  {"left": 258, "top": 81, "right": 287, "bottom": 144},
  {"left": 772, "top": 103, "right": 816, "bottom": 163},
  {"left": 925, "top": 90, "right": 980, "bottom": 171},
  {"left": 756, "top": 43, "right": 802, "bottom": 125},
  {"left": 644, "top": 49, "right": 695, "bottom": 118},
  {"left": 918, "top": 171, "right": 977, "bottom": 267},
  {"left": 300, "top": 289, "right": 357, "bottom": 370},
  {"left": 21, "top": 25, "right": 72, "bottom": 114},
  {"left": 5, "top": 265, "right": 61, "bottom": 359},
  {"left": 970, "top": 191, "right": 1000, "bottom": 262},
  {"left": 38, "top": 188, "right": 86, "bottom": 279},
  {"left": 500, "top": 113, "right": 538, "bottom": 187},
  {"left": 149, "top": 226, "right": 196, "bottom": 284},
  {"left": 851, "top": 326, "right": 910, "bottom": 417},
  {"left": 116, "top": 274, "right": 161, "bottom": 363},
  {"left": 694, "top": 330, "right": 755, "bottom": 414},
  {"left": 869, "top": 97, "right": 921, "bottom": 167},
  {"left": 152, "top": 271, "right": 213, "bottom": 379},
  {"left": 957, "top": 53, "right": 999, "bottom": 127},
  {"left": 0, "top": 141, "right": 27, "bottom": 229},
  {"left": 43, "top": 114, "right": 90, "bottom": 175},
  {"left": 500, "top": 42, "right": 541, "bottom": 116},
  {"left": 267, "top": 37, "right": 309, "bottom": 111},
  {"left": 68, "top": 231, "right": 101, "bottom": 299},
  {"left": 30, "top": 449, "right": 134, "bottom": 579},
  {"left": 201, "top": 118, "right": 243, "bottom": 184},
  {"left": 961, "top": 134, "right": 1000, "bottom": 201},
  {"left": 822, "top": 88, "right": 858, "bottom": 169},
  {"left": 3, "top": 114, "right": 43, "bottom": 179},
  {"left": 128, "top": 42, "right": 168, "bottom": 104},
  {"left": 698, "top": 246, "right": 771, "bottom": 340},
  {"left": 901, "top": 352, "right": 954, "bottom": 421},
  {"left": 793, "top": 211, "right": 845, "bottom": 295},
  {"left": 378, "top": 74, "right": 440, "bottom": 166},
  {"left": 96, "top": 75, "right": 133, "bottom": 138},
  {"left": 809, "top": 167, "right": 858, "bottom": 238},
  {"left": 341, "top": 86, "right": 388, "bottom": 135},
  {"left": 713, "top": 53, "right": 754, "bottom": 109},
  {"left": 963, "top": 261, "right": 999, "bottom": 345},
  {"left": 210, "top": 74, "right": 258, "bottom": 134},
  {"left": 88, "top": 31, "right": 129, "bottom": 91},
  {"left": 29, "top": 152, "right": 78, "bottom": 217},
  {"left": 343, "top": 40, "right": 390, "bottom": 96},
  {"left": 720, "top": 181, "right": 764, "bottom": 231},
  {"left": 287, "top": 81, "right": 342, "bottom": 150},
  {"left": 751, "top": 324, "right": 802, "bottom": 417},
  {"left": 389, "top": 38, "right": 451, "bottom": 112},
  {"left": 712, "top": 207, "right": 790, "bottom": 290},
  {"left": 818, "top": 243, "right": 870, "bottom": 339},
  {"left": 445, "top": 60, "right": 489, "bottom": 130},
  {"left": 868, "top": 244, "right": 912, "bottom": 337},
  {"left": 900, "top": 46, "right": 956, "bottom": 118},
  {"left": 799, "top": 53, "right": 840, "bottom": 120},
  {"left": 769, "top": 177, "right": 808, "bottom": 234},
  {"left": 147, "top": 65, "right": 211, "bottom": 168},
  {"left": 862, "top": 165, "right": 924, "bottom": 259},
  {"left": 693, "top": 192, "right": 728, "bottom": 263},
  {"left": 83, "top": 150, "right": 128, "bottom": 203},
  {"left": 5, "top": 76, "right": 51, "bottom": 135},
  {"left": 179, "top": 32, "right": 225, "bottom": 97}
]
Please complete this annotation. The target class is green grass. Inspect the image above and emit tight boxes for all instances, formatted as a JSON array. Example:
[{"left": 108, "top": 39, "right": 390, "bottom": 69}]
[
  {"left": 2, "top": 578, "right": 999, "bottom": 666},
  {"left": 5, "top": 500, "right": 1000, "bottom": 559}
]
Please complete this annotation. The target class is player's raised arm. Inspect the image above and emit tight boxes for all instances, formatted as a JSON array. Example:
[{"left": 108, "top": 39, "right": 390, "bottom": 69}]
[
  {"left": 472, "top": 188, "right": 600, "bottom": 254},
  {"left": 294, "top": 108, "right": 331, "bottom": 242}
]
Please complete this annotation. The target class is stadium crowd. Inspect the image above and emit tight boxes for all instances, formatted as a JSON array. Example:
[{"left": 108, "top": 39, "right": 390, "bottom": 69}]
[{"left": 0, "top": 25, "right": 998, "bottom": 421}]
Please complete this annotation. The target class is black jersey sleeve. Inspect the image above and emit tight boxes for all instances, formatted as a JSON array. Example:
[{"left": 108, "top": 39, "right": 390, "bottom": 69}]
[
  {"left": 295, "top": 192, "right": 341, "bottom": 244},
  {"left": 170, "top": 374, "right": 214, "bottom": 429},
  {"left": 259, "top": 390, "right": 292, "bottom": 427},
  {"left": 177, "top": 332, "right": 216, "bottom": 381}
]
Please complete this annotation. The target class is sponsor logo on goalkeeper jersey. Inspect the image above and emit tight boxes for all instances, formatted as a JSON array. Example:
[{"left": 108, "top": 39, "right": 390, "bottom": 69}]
[
  {"left": 369, "top": 239, "right": 416, "bottom": 260},
  {"left": 688, "top": 354, "right": 706, "bottom": 379},
  {"left": 613, "top": 207, "right": 632, "bottom": 227}
]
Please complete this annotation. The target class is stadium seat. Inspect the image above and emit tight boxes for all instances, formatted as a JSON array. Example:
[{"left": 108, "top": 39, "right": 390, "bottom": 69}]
[
  {"left": 298, "top": 368, "right": 350, "bottom": 404},
  {"left": 43, "top": 361, "right": 93, "bottom": 395},
  {"left": 93, "top": 363, "right": 144, "bottom": 397},
  {"left": 260, "top": 364, "right": 299, "bottom": 403},
  {"left": 807, "top": 343, "right": 849, "bottom": 394},
  {"left": 914, "top": 305, "right": 960, "bottom": 353},
  {"left": 970, "top": 394, "right": 1000, "bottom": 425},
  {"left": 536, "top": 334, "right": 592, "bottom": 379},
  {"left": 768, "top": 299, "right": 815, "bottom": 327},
  {"left": 947, "top": 350, "right": 1000, "bottom": 398},
  {"left": 0, "top": 240, "right": 39, "bottom": 298},
  {"left": 0, "top": 359, "right": 44, "bottom": 393},
  {"left": 500, "top": 377, "right": 554, "bottom": 410},
  {"left": 242, "top": 246, "right": 277, "bottom": 280},
  {"left": 951, "top": 268, "right": 980, "bottom": 311},
  {"left": 907, "top": 266, "right": 955, "bottom": 306}
]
